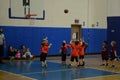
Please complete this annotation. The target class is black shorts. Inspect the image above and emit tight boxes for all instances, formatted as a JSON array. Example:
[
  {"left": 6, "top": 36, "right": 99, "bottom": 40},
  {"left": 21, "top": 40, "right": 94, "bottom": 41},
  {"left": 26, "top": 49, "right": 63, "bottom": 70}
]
[
  {"left": 79, "top": 55, "right": 84, "bottom": 59},
  {"left": 110, "top": 56, "right": 116, "bottom": 61},
  {"left": 110, "top": 52, "right": 116, "bottom": 61},
  {"left": 61, "top": 53, "right": 67, "bottom": 61},
  {"left": 40, "top": 53, "right": 47, "bottom": 61},
  {"left": 102, "top": 55, "right": 109, "bottom": 60},
  {"left": 71, "top": 56, "right": 78, "bottom": 62}
]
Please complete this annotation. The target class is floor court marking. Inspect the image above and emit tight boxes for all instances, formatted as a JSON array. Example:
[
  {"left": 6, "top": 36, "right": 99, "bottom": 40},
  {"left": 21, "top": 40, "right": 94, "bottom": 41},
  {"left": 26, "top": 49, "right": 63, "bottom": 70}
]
[
  {"left": 0, "top": 60, "right": 119, "bottom": 80},
  {"left": 73, "top": 66, "right": 120, "bottom": 80},
  {"left": 20, "top": 61, "right": 119, "bottom": 79},
  {"left": 74, "top": 74, "right": 120, "bottom": 80},
  {"left": 0, "top": 70, "right": 37, "bottom": 80},
  {"left": 22, "top": 68, "right": 73, "bottom": 75},
  {"left": 85, "top": 66, "right": 120, "bottom": 74},
  {"left": 48, "top": 59, "right": 120, "bottom": 74},
  {"left": 22, "top": 66, "right": 118, "bottom": 80}
]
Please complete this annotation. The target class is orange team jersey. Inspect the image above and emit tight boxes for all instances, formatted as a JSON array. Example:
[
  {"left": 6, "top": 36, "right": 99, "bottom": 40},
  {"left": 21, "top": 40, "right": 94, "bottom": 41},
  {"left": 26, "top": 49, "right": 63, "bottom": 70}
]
[
  {"left": 79, "top": 45, "right": 85, "bottom": 56},
  {"left": 41, "top": 45, "right": 49, "bottom": 54},
  {"left": 65, "top": 44, "right": 70, "bottom": 49},
  {"left": 70, "top": 43, "right": 80, "bottom": 57}
]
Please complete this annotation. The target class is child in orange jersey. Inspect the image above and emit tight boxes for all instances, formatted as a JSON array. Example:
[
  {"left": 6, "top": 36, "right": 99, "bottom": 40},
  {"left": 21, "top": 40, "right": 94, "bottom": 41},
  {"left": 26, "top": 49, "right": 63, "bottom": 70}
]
[
  {"left": 40, "top": 38, "right": 52, "bottom": 67},
  {"left": 68, "top": 40, "right": 80, "bottom": 67},
  {"left": 60, "top": 40, "right": 70, "bottom": 66},
  {"left": 78, "top": 39, "right": 88, "bottom": 66}
]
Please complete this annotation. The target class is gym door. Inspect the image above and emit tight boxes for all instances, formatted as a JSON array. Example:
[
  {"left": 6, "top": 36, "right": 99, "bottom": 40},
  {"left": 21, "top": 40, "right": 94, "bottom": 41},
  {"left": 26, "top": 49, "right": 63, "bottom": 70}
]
[{"left": 71, "top": 24, "right": 82, "bottom": 41}]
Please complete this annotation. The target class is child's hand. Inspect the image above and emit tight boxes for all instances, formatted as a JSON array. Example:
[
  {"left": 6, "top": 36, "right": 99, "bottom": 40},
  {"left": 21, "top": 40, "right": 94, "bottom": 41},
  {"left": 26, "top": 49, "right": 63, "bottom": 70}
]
[
  {"left": 70, "top": 40, "right": 73, "bottom": 44},
  {"left": 49, "top": 43, "right": 52, "bottom": 47}
]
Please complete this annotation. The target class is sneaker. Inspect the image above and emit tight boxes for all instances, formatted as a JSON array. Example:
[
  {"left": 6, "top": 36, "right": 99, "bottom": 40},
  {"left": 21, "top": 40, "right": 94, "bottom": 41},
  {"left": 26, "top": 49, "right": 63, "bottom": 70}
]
[
  {"left": 77, "top": 64, "right": 81, "bottom": 67},
  {"left": 81, "top": 61, "right": 85, "bottom": 66}
]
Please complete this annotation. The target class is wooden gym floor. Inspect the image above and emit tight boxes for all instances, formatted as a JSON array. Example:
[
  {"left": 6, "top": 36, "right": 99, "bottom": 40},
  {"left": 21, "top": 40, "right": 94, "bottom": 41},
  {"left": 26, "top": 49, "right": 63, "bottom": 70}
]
[{"left": 0, "top": 54, "right": 120, "bottom": 80}]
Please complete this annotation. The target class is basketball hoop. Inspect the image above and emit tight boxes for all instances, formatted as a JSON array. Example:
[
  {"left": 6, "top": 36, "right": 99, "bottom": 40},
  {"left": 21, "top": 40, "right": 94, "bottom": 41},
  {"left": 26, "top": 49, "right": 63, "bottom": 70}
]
[
  {"left": 25, "top": 14, "right": 37, "bottom": 19},
  {"left": 25, "top": 14, "right": 37, "bottom": 25}
]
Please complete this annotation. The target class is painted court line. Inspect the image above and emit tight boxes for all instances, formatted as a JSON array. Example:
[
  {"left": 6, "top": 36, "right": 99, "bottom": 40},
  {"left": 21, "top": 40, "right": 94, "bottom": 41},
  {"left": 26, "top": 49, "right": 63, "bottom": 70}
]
[
  {"left": 0, "top": 70, "right": 37, "bottom": 80},
  {"left": 85, "top": 66, "right": 120, "bottom": 74},
  {"left": 22, "top": 68, "right": 74, "bottom": 75},
  {"left": 74, "top": 74, "right": 120, "bottom": 80}
]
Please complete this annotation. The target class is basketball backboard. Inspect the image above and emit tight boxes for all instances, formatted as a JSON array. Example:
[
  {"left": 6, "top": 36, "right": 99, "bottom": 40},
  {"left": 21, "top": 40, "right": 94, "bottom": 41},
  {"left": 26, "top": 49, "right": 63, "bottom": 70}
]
[{"left": 9, "top": 0, "right": 45, "bottom": 20}]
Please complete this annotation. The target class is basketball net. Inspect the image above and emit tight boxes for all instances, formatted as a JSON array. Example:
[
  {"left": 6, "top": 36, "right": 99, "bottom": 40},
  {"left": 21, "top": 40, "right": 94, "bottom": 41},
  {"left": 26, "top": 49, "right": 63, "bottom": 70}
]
[
  {"left": 25, "top": 14, "right": 37, "bottom": 25},
  {"left": 29, "top": 18, "right": 36, "bottom": 25}
]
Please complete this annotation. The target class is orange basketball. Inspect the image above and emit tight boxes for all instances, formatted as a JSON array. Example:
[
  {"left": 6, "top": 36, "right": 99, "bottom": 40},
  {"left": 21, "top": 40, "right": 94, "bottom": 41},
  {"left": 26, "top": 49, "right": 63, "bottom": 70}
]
[{"left": 64, "top": 9, "right": 69, "bottom": 13}]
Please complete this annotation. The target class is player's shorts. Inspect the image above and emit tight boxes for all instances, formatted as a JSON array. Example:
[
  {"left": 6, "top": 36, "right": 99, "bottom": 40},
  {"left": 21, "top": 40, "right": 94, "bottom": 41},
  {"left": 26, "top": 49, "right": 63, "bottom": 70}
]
[
  {"left": 102, "top": 56, "right": 109, "bottom": 60},
  {"left": 71, "top": 56, "right": 78, "bottom": 62},
  {"left": 79, "top": 55, "right": 84, "bottom": 59},
  {"left": 61, "top": 53, "right": 67, "bottom": 61},
  {"left": 40, "top": 53, "right": 47, "bottom": 61},
  {"left": 110, "top": 52, "right": 116, "bottom": 61}
]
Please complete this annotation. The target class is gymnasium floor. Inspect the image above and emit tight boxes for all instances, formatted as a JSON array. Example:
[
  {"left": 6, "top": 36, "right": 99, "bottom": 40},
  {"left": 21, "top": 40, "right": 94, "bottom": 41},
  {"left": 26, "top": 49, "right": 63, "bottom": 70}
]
[{"left": 0, "top": 55, "right": 120, "bottom": 80}]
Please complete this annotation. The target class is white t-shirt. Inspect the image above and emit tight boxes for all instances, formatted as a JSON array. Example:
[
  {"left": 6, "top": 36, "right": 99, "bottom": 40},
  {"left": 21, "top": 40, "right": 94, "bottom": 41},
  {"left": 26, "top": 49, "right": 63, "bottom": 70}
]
[{"left": 0, "top": 34, "right": 5, "bottom": 45}]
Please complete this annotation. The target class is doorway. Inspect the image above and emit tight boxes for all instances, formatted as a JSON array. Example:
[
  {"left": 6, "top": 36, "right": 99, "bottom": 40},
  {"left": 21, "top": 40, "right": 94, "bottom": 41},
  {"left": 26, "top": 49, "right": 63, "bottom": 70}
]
[{"left": 71, "top": 24, "right": 82, "bottom": 41}]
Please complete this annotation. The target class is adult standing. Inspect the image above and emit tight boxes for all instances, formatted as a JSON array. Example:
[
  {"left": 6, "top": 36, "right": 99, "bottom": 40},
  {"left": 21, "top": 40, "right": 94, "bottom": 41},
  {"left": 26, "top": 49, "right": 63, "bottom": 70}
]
[{"left": 0, "top": 28, "right": 6, "bottom": 64}]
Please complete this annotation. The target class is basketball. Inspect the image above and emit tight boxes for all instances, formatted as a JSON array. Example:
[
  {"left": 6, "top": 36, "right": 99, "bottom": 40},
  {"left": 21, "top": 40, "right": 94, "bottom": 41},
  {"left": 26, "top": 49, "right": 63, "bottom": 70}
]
[{"left": 64, "top": 9, "right": 69, "bottom": 14}]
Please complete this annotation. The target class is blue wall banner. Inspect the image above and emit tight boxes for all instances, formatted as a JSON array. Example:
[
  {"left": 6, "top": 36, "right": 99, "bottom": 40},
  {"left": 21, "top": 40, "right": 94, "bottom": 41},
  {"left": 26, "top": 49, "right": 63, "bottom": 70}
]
[{"left": 1, "top": 26, "right": 106, "bottom": 57}]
